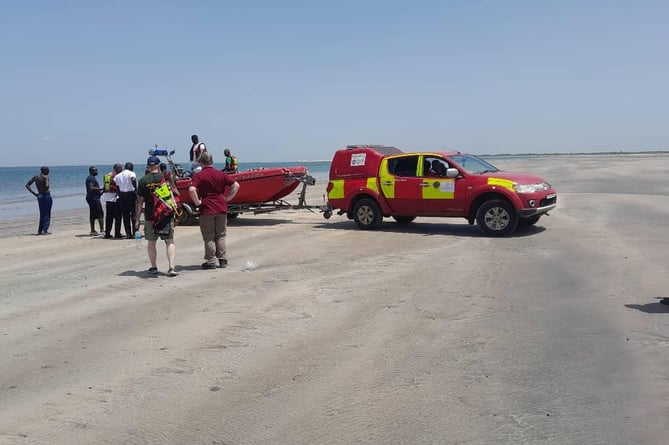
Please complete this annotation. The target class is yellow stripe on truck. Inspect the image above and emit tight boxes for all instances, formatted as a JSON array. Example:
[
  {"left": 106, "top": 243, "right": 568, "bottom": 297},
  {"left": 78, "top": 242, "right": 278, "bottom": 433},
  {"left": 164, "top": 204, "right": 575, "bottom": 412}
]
[
  {"left": 422, "top": 180, "right": 455, "bottom": 200},
  {"left": 366, "top": 177, "right": 379, "bottom": 193},
  {"left": 379, "top": 159, "right": 395, "bottom": 199},
  {"left": 488, "top": 177, "right": 515, "bottom": 191},
  {"left": 328, "top": 180, "right": 345, "bottom": 199}
]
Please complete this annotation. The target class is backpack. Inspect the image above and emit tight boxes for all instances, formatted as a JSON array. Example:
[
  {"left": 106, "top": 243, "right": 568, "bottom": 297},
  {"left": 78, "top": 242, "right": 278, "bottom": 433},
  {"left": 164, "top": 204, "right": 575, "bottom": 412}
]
[{"left": 150, "top": 176, "right": 182, "bottom": 234}]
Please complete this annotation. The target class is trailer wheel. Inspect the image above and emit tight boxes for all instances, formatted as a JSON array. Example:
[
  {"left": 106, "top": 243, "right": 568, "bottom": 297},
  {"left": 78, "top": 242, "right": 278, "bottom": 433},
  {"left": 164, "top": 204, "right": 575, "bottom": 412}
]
[
  {"left": 476, "top": 199, "right": 518, "bottom": 236},
  {"left": 352, "top": 198, "right": 382, "bottom": 230},
  {"left": 323, "top": 210, "right": 332, "bottom": 219}
]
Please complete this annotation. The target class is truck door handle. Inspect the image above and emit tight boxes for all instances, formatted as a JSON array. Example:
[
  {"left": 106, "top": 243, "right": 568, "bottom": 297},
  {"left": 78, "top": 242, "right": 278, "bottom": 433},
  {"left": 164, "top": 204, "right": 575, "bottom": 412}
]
[
  {"left": 382, "top": 181, "right": 393, "bottom": 186},
  {"left": 420, "top": 182, "right": 430, "bottom": 187}
]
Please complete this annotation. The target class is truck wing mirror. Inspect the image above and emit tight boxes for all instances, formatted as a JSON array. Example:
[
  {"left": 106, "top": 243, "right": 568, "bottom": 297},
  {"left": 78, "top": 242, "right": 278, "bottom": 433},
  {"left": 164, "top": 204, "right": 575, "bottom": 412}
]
[{"left": 446, "top": 168, "right": 459, "bottom": 178}]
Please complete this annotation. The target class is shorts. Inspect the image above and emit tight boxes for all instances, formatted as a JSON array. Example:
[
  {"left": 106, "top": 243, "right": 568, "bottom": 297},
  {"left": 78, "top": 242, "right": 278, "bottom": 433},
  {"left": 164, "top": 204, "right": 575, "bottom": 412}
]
[
  {"left": 87, "top": 197, "right": 104, "bottom": 219},
  {"left": 144, "top": 218, "right": 174, "bottom": 241}
]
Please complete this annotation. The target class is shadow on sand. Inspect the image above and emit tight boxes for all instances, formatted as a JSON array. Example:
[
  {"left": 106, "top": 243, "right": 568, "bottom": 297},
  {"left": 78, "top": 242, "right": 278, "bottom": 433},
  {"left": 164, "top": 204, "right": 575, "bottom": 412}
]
[
  {"left": 313, "top": 219, "right": 546, "bottom": 238},
  {"left": 625, "top": 299, "right": 669, "bottom": 314}
]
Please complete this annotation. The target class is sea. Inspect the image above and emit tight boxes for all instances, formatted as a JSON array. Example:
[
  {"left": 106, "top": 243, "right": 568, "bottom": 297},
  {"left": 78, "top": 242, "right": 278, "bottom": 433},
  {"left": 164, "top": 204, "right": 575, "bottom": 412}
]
[{"left": 0, "top": 161, "right": 332, "bottom": 223}]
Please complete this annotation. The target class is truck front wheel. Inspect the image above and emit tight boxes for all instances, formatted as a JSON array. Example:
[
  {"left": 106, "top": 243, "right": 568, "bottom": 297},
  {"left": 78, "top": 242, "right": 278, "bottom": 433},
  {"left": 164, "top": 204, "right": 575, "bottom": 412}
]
[
  {"left": 476, "top": 199, "right": 518, "bottom": 236},
  {"left": 353, "top": 198, "right": 382, "bottom": 230}
]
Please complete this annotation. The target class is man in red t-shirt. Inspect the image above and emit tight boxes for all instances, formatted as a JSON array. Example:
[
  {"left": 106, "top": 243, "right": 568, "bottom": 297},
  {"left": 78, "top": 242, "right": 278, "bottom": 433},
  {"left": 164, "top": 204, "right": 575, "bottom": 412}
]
[{"left": 188, "top": 151, "right": 240, "bottom": 269}]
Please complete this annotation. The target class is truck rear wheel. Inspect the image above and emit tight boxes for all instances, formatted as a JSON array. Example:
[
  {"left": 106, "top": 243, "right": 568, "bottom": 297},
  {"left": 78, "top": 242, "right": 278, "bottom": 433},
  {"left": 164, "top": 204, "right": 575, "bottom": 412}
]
[
  {"left": 353, "top": 198, "right": 382, "bottom": 230},
  {"left": 476, "top": 199, "right": 518, "bottom": 236}
]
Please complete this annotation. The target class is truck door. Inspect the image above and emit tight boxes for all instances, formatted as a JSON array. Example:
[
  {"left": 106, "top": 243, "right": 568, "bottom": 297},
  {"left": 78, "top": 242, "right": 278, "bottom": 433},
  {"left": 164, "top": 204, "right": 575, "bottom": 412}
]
[
  {"left": 418, "top": 156, "right": 465, "bottom": 215},
  {"left": 380, "top": 155, "right": 422, "bottom": 214}
]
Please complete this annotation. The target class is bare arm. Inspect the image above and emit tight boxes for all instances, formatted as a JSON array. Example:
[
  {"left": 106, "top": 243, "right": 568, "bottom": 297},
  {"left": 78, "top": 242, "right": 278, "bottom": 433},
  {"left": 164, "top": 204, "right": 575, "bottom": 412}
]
[
  {"left": 227, "top": 181, "right": 240, "bottom": 202},
  {"left": 188, "top": 185, "right": 200, "bottom": 207},
  {"left": 25, "top": 177, "right": 37, "bottom": 196},
  {"left": 134, "top": 196, "right": 144, "bottom": 230}
]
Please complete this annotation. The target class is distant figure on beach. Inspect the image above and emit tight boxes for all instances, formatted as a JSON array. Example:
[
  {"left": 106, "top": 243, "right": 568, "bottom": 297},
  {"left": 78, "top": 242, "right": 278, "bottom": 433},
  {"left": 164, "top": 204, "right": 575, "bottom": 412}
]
[
  {"left": 135, "top": 155, "right": 178, "bottom": 277},
  {"left": 101, "top": 164, "right": 123, "bottom": 239},
  {"left": 188, "top": 151, "right": 240, "bottom": 270},
  {"left": 189, "top": 134, "right": 207, "bottom": 172},
  {"left": 114, "top": 162, "right": 138, "bottom": 239},
  {"left": 85, "top": 166, "right": 104, "bottom": 236},
  {"left": 25, "top": 166, "right": 52, "bottom": 235},
  {"left": 223, "top": 148, "right": 239, "bottom": 174}
]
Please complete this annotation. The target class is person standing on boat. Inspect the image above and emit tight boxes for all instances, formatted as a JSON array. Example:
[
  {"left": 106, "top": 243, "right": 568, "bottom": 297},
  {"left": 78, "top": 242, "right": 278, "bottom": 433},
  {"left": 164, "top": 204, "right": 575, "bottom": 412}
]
[
  {"left": 189, "top": 134, "right": 207, "bottom": 172},
  {"left": 114, "top": 162, "right": 138, "bottom": 239},
  {"left": 25, "top": 166, "right": 52, "bottom": 235},
  {"left": 85, "top": 166, "right": 104, "bottom": 236},
  {"left": 223, "top": 148, "right": 238, "bottom": 174},
  {"left": 188, "top": 151, "right": 240, "bottom": 270}
]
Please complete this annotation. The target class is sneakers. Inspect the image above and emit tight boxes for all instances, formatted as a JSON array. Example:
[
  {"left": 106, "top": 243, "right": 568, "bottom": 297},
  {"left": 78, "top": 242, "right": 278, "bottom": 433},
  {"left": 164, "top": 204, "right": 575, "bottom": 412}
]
[
  {"left": 201, "top": 262, "right": 217, "bottom": 270},
  {"left": 147, "top": 267, "right": 177, "bottom": 276},
  {"left": 90, "top": 231, "right": 99, "bottom": 236},
  {"left": 219, "top": 259, "right": 228, "bottom": 268}
]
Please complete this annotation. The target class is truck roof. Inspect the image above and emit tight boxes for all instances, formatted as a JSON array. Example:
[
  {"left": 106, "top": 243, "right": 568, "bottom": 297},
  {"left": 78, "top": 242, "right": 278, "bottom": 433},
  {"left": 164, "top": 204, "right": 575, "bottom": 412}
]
[{"left": 344, "top": 145, "right": 403, "bottom": 156}]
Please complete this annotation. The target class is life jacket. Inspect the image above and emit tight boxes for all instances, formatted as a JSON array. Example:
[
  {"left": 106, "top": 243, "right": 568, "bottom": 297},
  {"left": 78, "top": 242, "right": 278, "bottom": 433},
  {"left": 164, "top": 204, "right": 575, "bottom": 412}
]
[
  {"left": 149, "top": 176, "right": 182, "bottom": 233},
  {"left": 194, "top": 143, "right": 207, "bottom": 162},
  {"left": 225, "top": 155, "right": 238, "bottom": 173},
  {"left": 103, "top": 172, "right": 118, "bottom": 193}
]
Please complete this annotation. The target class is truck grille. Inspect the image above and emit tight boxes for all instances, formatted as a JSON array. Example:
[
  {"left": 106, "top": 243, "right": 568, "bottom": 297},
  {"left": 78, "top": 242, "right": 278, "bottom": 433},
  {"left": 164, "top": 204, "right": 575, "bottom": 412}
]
[{"left": 540, "top": 196, "right": 557, "bottom": 207}]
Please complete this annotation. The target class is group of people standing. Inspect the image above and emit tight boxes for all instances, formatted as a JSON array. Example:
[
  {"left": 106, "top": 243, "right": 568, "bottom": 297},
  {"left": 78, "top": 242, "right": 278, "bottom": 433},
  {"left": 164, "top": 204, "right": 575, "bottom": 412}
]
[
  {"left": 25, "top": 134, "right": 241, "bottom": 278},
  {"left": 137, "top": 136, "right": 240, "bottom": 276},
  {"left": 85, "top": 162, "right": 138, "bottom": 238}
]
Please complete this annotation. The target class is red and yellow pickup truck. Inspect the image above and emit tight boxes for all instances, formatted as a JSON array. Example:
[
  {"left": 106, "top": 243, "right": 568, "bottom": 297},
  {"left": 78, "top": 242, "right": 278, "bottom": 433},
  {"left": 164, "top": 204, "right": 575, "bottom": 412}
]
[{"left": 326, "top": 145, "right": 557, "bottom": 236}]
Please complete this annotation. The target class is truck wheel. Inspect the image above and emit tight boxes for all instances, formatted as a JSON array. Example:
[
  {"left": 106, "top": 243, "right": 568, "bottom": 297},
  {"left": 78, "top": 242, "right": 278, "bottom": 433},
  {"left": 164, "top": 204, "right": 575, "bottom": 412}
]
[
  {"left": 518, "top": 215, "right": 541, "bottom": 227},
  {"left": 227, "top": 212, "right": 239, "bottom": 219},
  {"left": 353, "top": 198, "right": 382, "bottom": 230},
  {"left": 476, "top": 199, "right": 518, "bottom": 236},
  {"left": 178, "top": 212, "right": 192, "bottom": 226},
  {"left": 392, "top": 216, "right": 416, "bottom": 224}
]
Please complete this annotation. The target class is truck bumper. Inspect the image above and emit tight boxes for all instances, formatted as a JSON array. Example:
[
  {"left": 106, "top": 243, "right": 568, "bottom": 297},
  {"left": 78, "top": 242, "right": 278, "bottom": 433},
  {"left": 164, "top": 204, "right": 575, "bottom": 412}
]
[{"left": 518, "top": 202, "right": 557, "bottom": 218}]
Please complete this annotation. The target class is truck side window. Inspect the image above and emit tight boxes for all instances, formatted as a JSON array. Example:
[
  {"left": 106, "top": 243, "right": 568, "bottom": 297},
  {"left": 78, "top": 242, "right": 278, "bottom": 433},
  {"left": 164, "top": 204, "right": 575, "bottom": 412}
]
[{"left": 388, "top": 156, "right": 419, "bottom": 177}]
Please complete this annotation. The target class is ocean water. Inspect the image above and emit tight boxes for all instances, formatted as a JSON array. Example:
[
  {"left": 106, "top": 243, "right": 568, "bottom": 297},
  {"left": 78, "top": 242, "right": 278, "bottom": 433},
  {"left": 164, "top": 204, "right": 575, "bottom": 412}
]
[{"left": 0, "top": 161, "right": 332, "bottom": 223}]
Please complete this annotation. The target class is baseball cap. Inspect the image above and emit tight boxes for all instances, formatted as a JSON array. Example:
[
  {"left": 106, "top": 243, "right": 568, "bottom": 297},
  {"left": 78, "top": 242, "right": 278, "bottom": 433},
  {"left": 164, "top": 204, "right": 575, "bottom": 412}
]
[{"left": 147, "top": 156, "right": 160, "bottom": 166}]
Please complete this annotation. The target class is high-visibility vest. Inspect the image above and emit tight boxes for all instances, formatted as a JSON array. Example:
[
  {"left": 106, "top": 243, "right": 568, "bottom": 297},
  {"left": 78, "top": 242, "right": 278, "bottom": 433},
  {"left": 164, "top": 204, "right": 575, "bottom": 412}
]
[{"left": 103, "top": 172, "right": 118, "bottom": 192}]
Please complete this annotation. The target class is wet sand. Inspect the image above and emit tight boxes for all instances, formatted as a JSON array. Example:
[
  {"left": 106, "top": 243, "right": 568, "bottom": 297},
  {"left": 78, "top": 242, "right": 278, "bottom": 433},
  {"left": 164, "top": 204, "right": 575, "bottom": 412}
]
[{"left": 1, "top": 154, "right": 668, "bottom": 444}]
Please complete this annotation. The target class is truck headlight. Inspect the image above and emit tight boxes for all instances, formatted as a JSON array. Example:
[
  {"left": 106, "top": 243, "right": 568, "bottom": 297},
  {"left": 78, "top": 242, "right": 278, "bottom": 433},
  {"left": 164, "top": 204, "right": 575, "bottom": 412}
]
[{"left": 513, "top": 182, "right": 551, "bottom": 193}]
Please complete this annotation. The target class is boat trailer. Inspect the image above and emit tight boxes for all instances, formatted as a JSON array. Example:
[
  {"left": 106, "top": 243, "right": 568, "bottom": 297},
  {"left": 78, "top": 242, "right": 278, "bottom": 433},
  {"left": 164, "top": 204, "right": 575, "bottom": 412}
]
[{"left": 178, "top": 173, "right": 333, "bottom": 225}]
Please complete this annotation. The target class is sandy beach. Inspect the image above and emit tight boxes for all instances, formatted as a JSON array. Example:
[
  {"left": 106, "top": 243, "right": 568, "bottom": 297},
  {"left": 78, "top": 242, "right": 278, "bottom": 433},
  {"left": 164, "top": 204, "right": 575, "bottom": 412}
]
[{"left": 1, "top": 154, "right": 668, "bottom": 444}]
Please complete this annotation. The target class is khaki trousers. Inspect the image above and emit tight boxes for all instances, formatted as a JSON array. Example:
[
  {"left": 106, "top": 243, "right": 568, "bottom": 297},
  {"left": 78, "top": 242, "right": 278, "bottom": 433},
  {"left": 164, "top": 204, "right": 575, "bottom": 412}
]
[{"left": 199, "top": 213, "right": 227, "bottom": 265}]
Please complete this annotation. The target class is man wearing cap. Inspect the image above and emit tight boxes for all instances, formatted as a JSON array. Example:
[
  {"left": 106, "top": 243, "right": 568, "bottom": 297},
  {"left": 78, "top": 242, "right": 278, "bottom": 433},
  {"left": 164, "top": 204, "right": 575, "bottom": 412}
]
[
  {"left": 114, "top": 162, "right": 138, "bottom": 239},
  {"left": 188, "top": 151, "right": 240, "bottom": 269},
  {"left": 135, "top": 155, "right": 178, "bottom": 276}
]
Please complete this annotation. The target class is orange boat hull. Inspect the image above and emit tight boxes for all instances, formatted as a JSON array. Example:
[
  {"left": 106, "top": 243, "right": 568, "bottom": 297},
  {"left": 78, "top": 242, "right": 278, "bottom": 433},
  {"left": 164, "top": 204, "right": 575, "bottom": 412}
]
[{"left": 177, "top": 166, "right": 308, "bottom": 206}]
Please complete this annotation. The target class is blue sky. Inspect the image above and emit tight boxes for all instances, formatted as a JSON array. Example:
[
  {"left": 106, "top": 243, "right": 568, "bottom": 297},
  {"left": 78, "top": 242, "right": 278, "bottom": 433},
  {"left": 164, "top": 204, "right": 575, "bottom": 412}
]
[{"left": 1, "top": 0, "right": 667, "bottom": 166}]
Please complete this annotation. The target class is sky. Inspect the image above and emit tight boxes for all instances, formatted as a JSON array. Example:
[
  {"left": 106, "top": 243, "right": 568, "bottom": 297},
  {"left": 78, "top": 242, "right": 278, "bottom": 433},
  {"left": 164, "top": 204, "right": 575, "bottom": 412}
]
[{"left": 1, "top": 0, "right": 668, "bottom": 167}]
